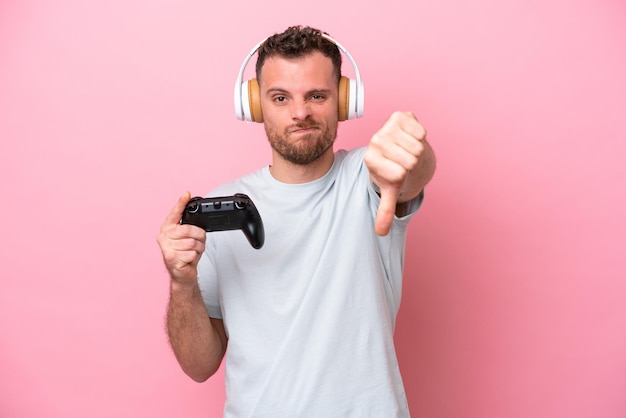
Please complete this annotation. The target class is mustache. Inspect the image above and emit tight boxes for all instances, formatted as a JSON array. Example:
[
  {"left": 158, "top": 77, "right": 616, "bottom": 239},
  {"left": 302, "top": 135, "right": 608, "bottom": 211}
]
[{"left": 287, "top": 122, "right": 320, "bottom": 133}]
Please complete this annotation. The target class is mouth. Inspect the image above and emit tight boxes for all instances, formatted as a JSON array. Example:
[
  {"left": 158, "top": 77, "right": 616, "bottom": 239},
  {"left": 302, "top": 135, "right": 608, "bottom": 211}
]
[{"left": 288, "top": 124, "right": 320, "bottom": 135}]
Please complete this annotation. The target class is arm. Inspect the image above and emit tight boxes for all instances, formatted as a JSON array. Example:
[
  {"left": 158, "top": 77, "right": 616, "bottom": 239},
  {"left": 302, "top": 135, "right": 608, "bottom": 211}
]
[
  {"left": 364, "top": 111, "right": 436, "bottom": 236},
  {"left": 157, "top": 192, "right": 227, "bottom": 382}
]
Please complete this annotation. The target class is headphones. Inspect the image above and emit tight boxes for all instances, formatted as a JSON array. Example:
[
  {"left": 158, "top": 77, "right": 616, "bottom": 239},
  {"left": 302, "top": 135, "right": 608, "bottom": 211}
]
[{"left": 234, "top": 33, "right": 364, "bottom": 123}]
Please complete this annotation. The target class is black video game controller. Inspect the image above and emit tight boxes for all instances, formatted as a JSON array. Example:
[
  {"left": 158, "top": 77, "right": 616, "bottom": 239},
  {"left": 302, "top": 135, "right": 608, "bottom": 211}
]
[{"left": 181, "top": 193, "right": 265, "bottom": 249}]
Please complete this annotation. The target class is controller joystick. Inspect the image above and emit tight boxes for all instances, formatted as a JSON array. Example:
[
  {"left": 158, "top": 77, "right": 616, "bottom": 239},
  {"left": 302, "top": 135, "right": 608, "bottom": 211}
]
[{"left": 181, "top": 193, "right": 265, "bottom": 249}]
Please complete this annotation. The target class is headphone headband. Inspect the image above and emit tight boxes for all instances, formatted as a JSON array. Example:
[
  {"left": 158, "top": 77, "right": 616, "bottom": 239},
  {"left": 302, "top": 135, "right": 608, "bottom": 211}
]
[{"left": 234, "top": 33, "right": 364, "bottom": 122}]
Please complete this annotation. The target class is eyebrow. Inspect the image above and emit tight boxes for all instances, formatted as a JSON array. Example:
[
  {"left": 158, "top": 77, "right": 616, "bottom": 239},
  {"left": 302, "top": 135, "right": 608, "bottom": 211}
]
[{"left": 265, "top": 87, "right": 334, "bottom": 97}]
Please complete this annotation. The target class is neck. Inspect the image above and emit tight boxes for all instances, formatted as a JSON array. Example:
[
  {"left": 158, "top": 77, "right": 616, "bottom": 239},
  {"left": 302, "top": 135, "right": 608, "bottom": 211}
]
[{"left": 269, "top": 148, "right": 335, "bottom": 184}]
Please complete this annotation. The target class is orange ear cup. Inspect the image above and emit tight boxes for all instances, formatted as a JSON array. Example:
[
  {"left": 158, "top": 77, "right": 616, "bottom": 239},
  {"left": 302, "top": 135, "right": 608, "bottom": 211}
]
[
  {"left": 248, "top": 79, "right": 263, "bottom": 123},
  {"left": 338, "top": 76, "right": 349, "bottom": 122}
]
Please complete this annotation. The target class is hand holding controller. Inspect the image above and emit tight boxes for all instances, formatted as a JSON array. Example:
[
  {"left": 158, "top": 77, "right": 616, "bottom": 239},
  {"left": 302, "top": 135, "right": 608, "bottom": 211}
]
[{"left": 181, "top": 193, "right": 265, "bottom": 249}]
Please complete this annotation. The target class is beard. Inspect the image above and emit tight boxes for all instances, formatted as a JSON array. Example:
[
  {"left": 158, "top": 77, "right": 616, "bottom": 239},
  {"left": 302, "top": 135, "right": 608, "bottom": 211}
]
[{"left": 264, "top": 119, "right": 338, "bottom": 165}]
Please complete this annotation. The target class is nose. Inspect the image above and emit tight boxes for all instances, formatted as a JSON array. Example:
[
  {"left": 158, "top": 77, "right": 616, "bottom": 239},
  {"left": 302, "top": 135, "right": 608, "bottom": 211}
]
[{"left": 290, "top": 100, "right": 312, "bottom": 121}]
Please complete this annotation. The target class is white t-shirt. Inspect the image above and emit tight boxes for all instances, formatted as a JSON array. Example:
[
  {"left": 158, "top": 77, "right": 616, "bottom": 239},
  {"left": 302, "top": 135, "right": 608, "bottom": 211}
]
[{"left": 197, "top": 147, "right": 422, "bottom": 417}]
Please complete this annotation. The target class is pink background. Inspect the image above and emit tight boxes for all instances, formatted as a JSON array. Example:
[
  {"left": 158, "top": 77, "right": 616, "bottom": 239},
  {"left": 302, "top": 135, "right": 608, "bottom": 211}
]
[{"left": 1, "top": 0, "right": 625, "bottom": 417}]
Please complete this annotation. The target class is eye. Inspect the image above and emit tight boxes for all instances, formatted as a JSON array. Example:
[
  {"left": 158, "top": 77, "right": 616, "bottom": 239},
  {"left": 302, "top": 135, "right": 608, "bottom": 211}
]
[
  {"left": 272, "top": 96, "right": 287, "bottom": 103},
  {"left": 310, "top": 94, "right": 326, "bottom": 101}
]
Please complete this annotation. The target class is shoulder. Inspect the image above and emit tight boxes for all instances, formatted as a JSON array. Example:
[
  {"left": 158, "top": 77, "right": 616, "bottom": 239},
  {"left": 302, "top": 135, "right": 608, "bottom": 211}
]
[
  {"left": 336, "top": 147, "right": 367, "bottom": 164},
  {"left": 333, "top": 147, "right": 368, "bottom": 177}
]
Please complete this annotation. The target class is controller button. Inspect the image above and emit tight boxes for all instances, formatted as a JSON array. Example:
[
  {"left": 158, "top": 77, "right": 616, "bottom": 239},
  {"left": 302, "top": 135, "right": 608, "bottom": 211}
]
[{"left": 187, "top": 202, "right": 199, "bottom": 213}]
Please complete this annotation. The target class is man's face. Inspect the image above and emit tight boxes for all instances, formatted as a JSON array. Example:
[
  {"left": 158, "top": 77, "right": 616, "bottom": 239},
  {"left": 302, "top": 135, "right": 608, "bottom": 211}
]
[{"left": 259, "top": 51, "right": 339, "bottom": 165}]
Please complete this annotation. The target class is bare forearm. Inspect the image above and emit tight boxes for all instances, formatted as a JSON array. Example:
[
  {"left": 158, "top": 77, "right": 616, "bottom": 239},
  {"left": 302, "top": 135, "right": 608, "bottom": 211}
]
[{"left": 167, "top": 281, "right": 226, "bottom": 382}]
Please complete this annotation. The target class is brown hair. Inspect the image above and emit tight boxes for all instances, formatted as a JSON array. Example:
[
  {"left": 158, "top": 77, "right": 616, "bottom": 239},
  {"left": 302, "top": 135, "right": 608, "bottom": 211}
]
[{"left": 255, "top": 26, "right": 342, "bottom": 84}]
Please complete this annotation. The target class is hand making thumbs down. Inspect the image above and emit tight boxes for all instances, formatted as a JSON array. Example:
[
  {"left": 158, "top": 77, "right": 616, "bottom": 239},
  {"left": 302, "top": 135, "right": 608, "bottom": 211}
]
[{"left": 364, "top": 111, "right": 436, "bottom": 236}]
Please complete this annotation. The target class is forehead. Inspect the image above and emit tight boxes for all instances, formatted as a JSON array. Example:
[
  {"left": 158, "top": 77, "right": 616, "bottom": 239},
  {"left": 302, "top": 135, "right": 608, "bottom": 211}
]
[{"left": 258, "top": 51, "right": 336, "bottom": 89}]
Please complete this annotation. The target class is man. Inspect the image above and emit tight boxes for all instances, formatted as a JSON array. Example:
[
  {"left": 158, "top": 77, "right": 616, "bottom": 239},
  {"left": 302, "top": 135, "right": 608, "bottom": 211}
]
[{"left": 157, "top": 26, "right": 436, "bottom": 417}]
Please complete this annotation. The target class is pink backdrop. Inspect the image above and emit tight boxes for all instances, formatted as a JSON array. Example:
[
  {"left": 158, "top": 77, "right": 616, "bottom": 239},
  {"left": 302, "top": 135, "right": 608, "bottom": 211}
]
[{"left": 1, "top": 0, "right": 625, "bottom": 417}]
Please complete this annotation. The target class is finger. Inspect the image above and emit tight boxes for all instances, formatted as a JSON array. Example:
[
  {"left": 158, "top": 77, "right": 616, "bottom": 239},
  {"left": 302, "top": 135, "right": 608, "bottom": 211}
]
[
  {"left": 400, "top": 122, "right": 427, "bottom": 151},
  {"left": 381, "top": 140, "right": 421, "bottom": 173},
  {"left": 176, "top": 249, "right": 204, "bottom": 268},
  {"left": 161, "top": 238, "right": 205, "bottom": 274},
  {"left": 169, "top": 236, "right": 206, "bottom": 254},
  {"left": 168, "top": 223, "right": 207, "bottom": 241},
  {"left": 163, "top": 191, "right": 192, "bottom": 226},
  {"left": 375, "top": 184, "right": 401, "bottom": 236},
  {"left": 396, "top": 112, "right": 427, "bottom": 142},
  {"left": 373, "top": 119, "right": 426, "bottom": 167}
]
